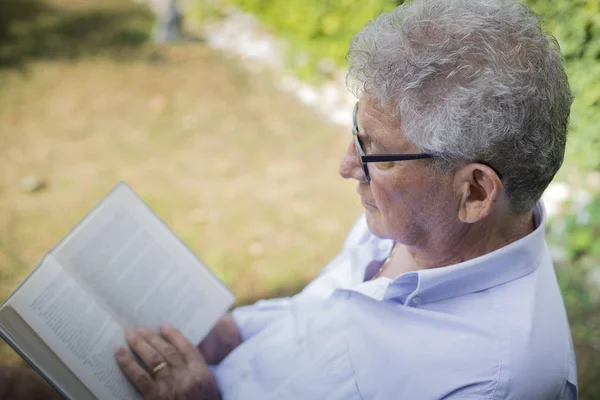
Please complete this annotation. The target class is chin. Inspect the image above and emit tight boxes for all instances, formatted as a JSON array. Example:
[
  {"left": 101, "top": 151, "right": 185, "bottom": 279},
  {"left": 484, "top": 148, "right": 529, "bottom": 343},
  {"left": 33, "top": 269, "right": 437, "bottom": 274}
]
[
  {"left": 365, "top": 211, "right": 412, "bottom": 243},
  {"left": 364, "top": 212, "right": 388, "bottom": 239}
]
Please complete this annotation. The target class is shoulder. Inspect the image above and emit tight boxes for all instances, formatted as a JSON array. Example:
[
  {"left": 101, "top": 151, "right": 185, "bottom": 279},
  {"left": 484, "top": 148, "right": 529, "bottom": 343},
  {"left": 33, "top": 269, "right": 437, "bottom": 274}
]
[
  {"left": 487, "top": 261, "right": 575, "bottom": 399},
  {"left": 340, "top": 270, "right": 573, "bottom": 400}
]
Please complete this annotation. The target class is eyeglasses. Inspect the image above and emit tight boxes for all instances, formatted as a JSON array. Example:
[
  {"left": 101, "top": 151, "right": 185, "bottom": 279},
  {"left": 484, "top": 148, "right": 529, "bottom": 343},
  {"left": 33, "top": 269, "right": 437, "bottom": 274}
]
[{"left": 352, "top": 102, "right": 435, "bottom": 182}]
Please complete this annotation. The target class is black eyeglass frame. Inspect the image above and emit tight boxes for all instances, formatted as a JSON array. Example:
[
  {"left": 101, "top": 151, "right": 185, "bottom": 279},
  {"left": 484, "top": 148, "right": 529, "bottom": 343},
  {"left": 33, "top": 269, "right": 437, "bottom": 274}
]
[{"left": 352, "top": 102, "right": 435, "bottom": 182}]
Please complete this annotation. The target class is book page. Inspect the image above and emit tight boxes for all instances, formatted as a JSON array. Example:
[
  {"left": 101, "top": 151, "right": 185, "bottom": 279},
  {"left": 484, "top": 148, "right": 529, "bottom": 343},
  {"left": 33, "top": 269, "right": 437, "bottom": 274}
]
[
  {"left": 9, "top": 255, "right": 140, "bottom": 400},
  {"left": 52, "top": 183, "right": 234, "bottom": 344}
]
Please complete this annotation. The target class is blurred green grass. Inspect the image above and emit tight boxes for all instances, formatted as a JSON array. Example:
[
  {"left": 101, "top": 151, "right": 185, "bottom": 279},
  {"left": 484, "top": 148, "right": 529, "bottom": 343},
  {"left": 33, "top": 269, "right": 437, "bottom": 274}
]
[{"left": 0, "top": 0, "right": 360, "bottom": 365}]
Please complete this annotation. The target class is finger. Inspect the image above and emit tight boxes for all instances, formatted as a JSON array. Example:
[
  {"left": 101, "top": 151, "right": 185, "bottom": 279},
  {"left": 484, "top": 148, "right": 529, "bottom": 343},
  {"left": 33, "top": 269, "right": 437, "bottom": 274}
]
[
  {"left": 114, "top": 347, "right": 158, "bottom": 399},
  {"left": 159, "top": 324, "right": 203, "bottom": 363},
  {"left": 137, "top": 327, "right": 185, "bottom": 368},
  {"left": 156, "top": 375, "right": 174, "bottom": 399},
  {"left": 152, "top": 363, "right": 176, "bottom": 397},
  {"left": 126, "top": 329, "right": 167, "bottom": 371}
]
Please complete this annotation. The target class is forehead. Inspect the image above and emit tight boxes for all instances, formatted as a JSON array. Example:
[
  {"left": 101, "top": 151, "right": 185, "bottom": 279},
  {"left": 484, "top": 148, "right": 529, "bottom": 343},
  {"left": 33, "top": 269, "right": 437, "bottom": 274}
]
[
  {"left": 357, "top": 99, "right": 415, "bottom": 150},
  {"left": 357, "top": 99, "right": 397, "bottom": 128}
]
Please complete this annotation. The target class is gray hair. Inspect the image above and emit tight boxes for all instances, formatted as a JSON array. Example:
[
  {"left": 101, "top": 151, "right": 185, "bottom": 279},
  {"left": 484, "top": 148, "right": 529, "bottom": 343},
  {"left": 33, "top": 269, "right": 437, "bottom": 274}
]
[{"left": 347, "top": 0, "right": 573, "bottom": 213}]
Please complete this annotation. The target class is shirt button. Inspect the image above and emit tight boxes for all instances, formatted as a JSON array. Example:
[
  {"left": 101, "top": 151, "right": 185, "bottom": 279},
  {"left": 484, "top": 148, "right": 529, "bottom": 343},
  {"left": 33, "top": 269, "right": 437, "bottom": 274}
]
[{"left": 411, "top": 297, "right": 422, "bottom": 306}]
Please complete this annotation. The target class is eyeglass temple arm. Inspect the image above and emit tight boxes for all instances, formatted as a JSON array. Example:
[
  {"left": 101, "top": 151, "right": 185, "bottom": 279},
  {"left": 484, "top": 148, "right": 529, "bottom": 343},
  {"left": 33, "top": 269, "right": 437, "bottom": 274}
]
[{"left": 361, "top": 154, "right": 435, "bottom": 163}]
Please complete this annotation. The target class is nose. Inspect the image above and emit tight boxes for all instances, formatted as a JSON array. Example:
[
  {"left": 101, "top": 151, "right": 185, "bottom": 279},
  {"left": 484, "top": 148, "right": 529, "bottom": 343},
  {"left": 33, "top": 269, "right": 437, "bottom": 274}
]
[{"left": 339, "top": 141, "right": 367, "bottom": 182}]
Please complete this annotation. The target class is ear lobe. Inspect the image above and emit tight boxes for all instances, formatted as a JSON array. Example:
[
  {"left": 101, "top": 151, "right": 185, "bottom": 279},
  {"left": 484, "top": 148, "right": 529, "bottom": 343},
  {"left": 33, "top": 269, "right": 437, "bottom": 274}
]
[{"left": 456, "top": 165, "right": 502, "bottom": 224}]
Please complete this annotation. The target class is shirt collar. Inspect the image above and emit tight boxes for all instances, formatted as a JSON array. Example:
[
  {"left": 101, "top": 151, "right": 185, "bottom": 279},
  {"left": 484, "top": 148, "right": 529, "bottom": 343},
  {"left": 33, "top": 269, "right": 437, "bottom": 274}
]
[{"left": 353, "top": 202, "right": 547, "bottom": 305}]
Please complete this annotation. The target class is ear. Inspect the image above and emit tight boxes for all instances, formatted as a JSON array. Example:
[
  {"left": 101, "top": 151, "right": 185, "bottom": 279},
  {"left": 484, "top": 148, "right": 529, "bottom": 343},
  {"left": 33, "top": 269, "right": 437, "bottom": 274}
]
[{"left": 454, "top": 163, "right": 503, "bottom": 223}]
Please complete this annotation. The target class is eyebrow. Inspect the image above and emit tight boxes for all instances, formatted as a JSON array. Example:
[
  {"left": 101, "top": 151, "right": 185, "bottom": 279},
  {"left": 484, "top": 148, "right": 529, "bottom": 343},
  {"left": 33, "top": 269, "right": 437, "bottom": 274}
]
[
  {"left": 356, "top": 114, "right": 375, "bottom": 143},
  {"left": 360, "top": 127, "right": 387, "bottom": 151}
]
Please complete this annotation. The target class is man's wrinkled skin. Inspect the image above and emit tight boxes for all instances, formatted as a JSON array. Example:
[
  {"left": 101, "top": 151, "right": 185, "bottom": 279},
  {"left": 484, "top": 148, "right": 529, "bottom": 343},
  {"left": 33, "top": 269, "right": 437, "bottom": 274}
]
[{"left": 115, "top": 324, "right": 222, "bottom": 400}]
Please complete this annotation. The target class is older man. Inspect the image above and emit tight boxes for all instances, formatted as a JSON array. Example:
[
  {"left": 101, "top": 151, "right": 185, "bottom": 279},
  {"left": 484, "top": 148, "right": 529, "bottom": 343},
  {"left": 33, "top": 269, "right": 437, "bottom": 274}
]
[{"left": 115, "top": 0, "right": 578, "bottom": 398}]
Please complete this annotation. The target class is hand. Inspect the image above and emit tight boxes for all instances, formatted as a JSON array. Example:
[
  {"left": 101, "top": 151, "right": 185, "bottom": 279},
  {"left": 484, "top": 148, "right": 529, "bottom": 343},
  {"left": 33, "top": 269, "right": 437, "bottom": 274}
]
[
  {"left": 197, "top": 315, "right": 242, "bottom": 365},
  {"left": 115, "top": 325, "right": 220, "bottom": 400}
]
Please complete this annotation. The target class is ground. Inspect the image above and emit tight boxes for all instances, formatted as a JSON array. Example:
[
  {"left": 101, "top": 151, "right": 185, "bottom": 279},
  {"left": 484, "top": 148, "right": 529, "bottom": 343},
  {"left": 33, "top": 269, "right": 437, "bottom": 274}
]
[{"left": 0, "top": 0, "right": 361, "bottom": 365}]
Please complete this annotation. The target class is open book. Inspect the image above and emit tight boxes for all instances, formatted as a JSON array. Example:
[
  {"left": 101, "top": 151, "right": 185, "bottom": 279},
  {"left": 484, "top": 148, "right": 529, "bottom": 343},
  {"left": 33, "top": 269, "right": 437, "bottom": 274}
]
[{"left": 0, "top": 182, "right": 235, "bottom": 399}]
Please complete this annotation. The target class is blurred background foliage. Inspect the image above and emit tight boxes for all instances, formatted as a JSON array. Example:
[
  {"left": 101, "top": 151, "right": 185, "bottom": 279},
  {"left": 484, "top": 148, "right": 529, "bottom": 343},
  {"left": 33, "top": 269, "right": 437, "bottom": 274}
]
[
  {"left": 527, "top": 0, "right": 600, "bottom": 176},
  {"left": 0, "top": 0, "right": 599, "bottom": 397},
  {"left": 550, "top": 194, "right": 600, "bottom": 399},
  {"left": 221, "top": 0, "right": 398, "bottom": 80}
]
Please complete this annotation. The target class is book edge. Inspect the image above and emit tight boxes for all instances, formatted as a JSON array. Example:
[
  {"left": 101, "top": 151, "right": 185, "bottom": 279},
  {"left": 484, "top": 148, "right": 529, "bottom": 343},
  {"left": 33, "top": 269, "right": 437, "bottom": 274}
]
[{"left": 0, "top": 315, "right": 76, "bottom": 400}]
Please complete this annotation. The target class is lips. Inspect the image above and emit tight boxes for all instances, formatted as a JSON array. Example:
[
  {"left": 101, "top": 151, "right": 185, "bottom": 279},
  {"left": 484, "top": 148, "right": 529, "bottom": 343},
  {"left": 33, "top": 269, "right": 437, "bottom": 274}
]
[
  {"left": 359, "top": 195, "right": 377, "bottom": 208},
  {"left": 362, "top": 199, "right": 377, "bottom": 208},
  {"left": 357, "top": 185, "right": 377, "bottom": 209},
  {"left": 356, "top": 183, "right": 377, "bottom": 208}
]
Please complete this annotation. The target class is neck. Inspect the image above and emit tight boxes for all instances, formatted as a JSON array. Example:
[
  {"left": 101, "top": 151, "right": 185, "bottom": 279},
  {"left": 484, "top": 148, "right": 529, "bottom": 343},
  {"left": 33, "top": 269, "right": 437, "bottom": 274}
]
[{"left": 392, "top": 210, "right": 535, "bottom": 275}]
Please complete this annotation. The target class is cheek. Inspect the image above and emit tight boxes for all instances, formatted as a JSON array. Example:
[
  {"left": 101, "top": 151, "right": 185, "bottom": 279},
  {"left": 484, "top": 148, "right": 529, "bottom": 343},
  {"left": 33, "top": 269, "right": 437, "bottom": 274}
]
[
  {"left": 370, "top": 168, "right": 423, "bottom": 213},
  {"left": 369, "top": 182, "right": 413, "bottom": 227},
  {"left": 369, "top": 172, "right": 448, "bottom": 236},
  {"left": 369, "top": 184, "right": 426, "bottom": 243},
  {"left": 408, "top": 181, "right": 458, "bottom": 230}
]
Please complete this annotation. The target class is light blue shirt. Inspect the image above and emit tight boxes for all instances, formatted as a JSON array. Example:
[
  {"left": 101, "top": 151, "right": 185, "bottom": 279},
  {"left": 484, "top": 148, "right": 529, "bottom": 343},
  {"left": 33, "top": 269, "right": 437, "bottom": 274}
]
[{"left": 214, "top": 203, "right": 578, "bottom": 399}]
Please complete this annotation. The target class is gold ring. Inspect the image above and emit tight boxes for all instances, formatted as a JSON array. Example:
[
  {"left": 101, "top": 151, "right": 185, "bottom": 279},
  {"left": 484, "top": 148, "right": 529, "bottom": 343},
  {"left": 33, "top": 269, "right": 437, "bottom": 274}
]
[{"left": 151, "top": 361, "right": 168, "bottom": 376}]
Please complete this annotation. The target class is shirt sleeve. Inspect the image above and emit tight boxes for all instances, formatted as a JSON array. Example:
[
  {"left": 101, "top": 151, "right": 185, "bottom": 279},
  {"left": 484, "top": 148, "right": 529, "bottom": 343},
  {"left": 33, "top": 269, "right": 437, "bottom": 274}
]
[
  {"left": 231, "top": 298, "right": 292, "bottom": 341},
  {"left": 231, "top": 214, "right": 369, "bottom": 341}
]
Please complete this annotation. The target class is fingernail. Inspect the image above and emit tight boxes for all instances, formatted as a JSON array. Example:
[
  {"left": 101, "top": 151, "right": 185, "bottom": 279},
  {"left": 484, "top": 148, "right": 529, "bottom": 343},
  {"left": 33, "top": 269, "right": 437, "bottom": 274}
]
[{"left": 159, "top": 324, "right": 172, "bottom": 334}]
